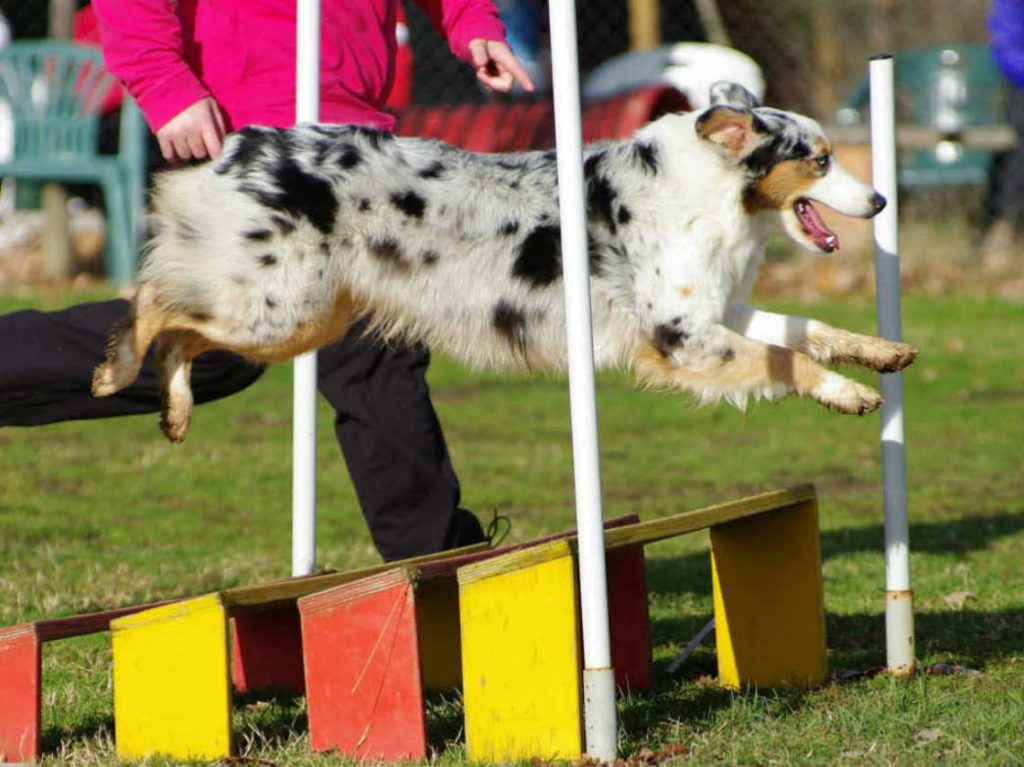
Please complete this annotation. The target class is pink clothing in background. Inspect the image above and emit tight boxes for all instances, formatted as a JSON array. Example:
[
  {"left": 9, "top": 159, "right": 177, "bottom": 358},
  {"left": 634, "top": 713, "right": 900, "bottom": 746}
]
[{"left": 90, "top": 0, "right": 505, "bottom": 133}]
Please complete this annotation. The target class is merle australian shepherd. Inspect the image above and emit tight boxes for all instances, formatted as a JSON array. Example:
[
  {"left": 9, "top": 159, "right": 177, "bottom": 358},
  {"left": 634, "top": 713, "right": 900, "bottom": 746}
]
[{"left": 93, "top": 82, "right": 916, "bottom": 442}]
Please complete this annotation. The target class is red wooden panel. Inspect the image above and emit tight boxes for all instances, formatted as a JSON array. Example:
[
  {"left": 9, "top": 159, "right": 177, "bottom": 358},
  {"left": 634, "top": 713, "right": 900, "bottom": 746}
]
[
  {"left": 301, "top": 573, "right": 426, "bottom": 762},
  {"left": 0, "top": 627, "right": 41, "bottom": 763},
  {"left": 231, "top": 606, "right": 305, "bottom": 694},
  {"left": 607, "top": 544, "right": 653, "bottom": 690}
]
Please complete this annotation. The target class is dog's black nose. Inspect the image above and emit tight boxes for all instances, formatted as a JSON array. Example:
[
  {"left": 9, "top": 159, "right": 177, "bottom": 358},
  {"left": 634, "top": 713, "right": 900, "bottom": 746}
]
[{"left": 871, "top": 192, "right": 887, "bottom": 214}]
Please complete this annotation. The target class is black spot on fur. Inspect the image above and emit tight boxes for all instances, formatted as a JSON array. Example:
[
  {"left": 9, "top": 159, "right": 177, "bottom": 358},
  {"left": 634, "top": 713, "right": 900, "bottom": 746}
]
[
  {"left": 369, "top": 237, "right": 408, "bottom": 270},
  {"left": 586, "top": 175, "right": 618, "bottom": 234},
  {"left": 633, "top": 142, "right": 659, "bottom": 174},
  {"left": 216, "top": 127, "right": 268, "bottom": 173},
  {"left": 720, "top": 348, "right": 736, "bottom": 362},
  {"left": 271, "top": 215, "right": 296, "bottom": 235},
  {"left": 245, "top": 229, "right": 273, "bottom": 242},
  {"left": 418, "top": 162, "right": 447, "bottom": 179},
  {"left": 351, "top": 126, "right": 394, "bottom": 150},
  {"left": 358, "top": 198, "right": 372, "bottom": 213},
  {"left": 188, "top": 310, "right": 212, "bottom": 322},
  {"left": 320, "top": 240, "right": 331, "bottom": 257},
  {"left": 390, "top": 190, "right": 426, "bottom": 219},
  {"left": 266, "top": 157, "right": 338, "bottom": 234},
  {"left": 338, "top": 147, "right": 363, "bottom": 169},
  {"left": 258, "top": 253, "right": 278, "bottom": 267},
  {"left": 652, "top": 323, "right": 690, "bottom": 357},
  {"left": 617, "top": 206, "right": 632, "bottom": 225},
  {"left": 493, "top": 300, "right": 529, "bottom": 358},
  {"left": 265, "top": 296, "right": 278, "bottom": 309},
  {"left": 499, "top": 220, "right": 520, "bottom": 236},
  {"left": 422, "top": 250, "right": 440, "bottom": 265},
  {"left": 583, "top": 151, "right": 605, "bottom": 177},
  {"left": 513, "top": 225, "right": 562, "bottom": 288}
]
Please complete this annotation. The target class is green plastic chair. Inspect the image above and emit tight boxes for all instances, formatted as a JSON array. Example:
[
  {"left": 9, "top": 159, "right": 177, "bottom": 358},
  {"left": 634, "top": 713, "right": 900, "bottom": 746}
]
[
  {"left": 838, "top": 43, "right": 1007, "bottom": 188},
  {"left": 0, "top": 41, "right": 147, "bottom": 283}
]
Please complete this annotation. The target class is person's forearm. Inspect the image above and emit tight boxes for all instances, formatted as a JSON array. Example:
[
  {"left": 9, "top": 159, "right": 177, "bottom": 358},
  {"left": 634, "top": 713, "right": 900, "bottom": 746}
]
[{"left": 92, "top": 0, "right": 210, "bottom": 132}]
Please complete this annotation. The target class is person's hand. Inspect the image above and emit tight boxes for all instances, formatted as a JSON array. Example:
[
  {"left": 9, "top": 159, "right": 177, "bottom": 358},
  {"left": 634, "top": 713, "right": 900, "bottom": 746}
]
[
  {"left": 467, "top": 39, "right": 535, "bottom": 94},
  {"left": 156, "top": 97, "right": 227, "bottom": 163}
]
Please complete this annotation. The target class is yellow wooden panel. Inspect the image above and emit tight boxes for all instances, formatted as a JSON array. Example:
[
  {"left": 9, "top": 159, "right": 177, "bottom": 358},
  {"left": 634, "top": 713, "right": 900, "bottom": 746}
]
[
  {"left": 711, "top": 499, "right": 827, "bottom": 689},
  {"left": 459, "top": 541, "right": 583, "bottom": 762},
  {"left": 112, "top": 594, "right": 233, "bottom": 759}
]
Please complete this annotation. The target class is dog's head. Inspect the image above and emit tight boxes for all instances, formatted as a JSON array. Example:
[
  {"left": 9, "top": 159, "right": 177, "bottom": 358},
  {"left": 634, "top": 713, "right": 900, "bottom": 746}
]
[{"left": 695, "top": 82, "right": 885, "bottom": 254}]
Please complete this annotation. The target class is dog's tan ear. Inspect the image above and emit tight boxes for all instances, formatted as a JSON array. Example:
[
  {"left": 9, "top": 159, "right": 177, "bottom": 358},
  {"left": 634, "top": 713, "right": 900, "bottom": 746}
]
[{"left": 695, "top": 106, "right": 764, "bottom": 157}]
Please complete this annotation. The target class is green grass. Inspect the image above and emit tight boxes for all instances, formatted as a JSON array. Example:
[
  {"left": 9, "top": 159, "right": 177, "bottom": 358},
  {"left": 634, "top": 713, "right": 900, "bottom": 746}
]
[{"left": 1, "top": 289, "right": 1021, "bottom": 765}]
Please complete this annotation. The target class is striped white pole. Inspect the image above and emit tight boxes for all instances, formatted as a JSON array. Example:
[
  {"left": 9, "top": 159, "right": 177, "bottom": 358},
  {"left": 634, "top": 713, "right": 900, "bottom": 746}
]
[
  {"left": 292, "top": 0, "right": 320, "bottom": 578},
  {"left": 869, "top": 54, "right": 915, "bottom": 675},
  {"left": 547, "top": 1, "right": 617, "bottom": 759}
]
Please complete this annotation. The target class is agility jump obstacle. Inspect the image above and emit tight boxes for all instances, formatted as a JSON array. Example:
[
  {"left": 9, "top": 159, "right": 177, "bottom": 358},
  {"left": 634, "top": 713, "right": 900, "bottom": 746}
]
[{"left": 0, "top": 484, "right": 826, "bottom": 764}]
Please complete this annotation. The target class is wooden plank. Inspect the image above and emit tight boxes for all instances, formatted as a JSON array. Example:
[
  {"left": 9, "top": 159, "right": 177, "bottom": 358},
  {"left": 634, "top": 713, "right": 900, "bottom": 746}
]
[
  {"left": 0, "top": 627, "right": 40, "bottom": 763},
  {"left": 416, "top": 513, "right": 640, "bottom": 581},
  {"left": 460, "top": 540, "right": 583, "bottom": 762},
  {"left": 223, "top": 542, "right": 486, "bottom": 609},
  {"left": 711, "top": 498, "right": 827, "bottom": 688},
  {"left": 112, "top": 594, "right": 233, "bottom": 760},
  {"left": 597, "top": 484, "right": 817, "bottom": 551},
  {"left": 825, "top": 124, "right": 1017, "bottom": 151},
  {"left": 33, "top": 601, "right": 172, "bottom": 643}
]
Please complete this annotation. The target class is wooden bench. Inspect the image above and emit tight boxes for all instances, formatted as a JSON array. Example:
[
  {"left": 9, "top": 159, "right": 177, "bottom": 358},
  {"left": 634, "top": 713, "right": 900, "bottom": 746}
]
[
  {"left": 297, "top": 514, "right": 648, "bottom": 762},
  {"left": 109, "top": 543, "right": 486, "bottom": 761},
  {"left": 458, "top": 485, "right": 826, "bottom": 763}
]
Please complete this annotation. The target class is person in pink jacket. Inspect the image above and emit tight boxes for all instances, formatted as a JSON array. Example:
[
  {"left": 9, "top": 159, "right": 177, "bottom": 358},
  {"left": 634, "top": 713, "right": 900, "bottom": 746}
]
[{"left": 0, "top": 0, "right": 532, "bottom": 562}]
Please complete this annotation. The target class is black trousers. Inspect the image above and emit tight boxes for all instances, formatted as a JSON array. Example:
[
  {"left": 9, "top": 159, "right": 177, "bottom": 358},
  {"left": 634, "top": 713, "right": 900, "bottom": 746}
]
[{"left": 0, "top": 300, "right": 484, "bottom": 561}]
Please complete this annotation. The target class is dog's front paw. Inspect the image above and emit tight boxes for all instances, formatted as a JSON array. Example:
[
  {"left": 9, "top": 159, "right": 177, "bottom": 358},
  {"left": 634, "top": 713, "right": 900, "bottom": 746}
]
[
  {"left": 813, "top": 372, "right": 883, "bottom": 415},
  {"left": 874, "top": 340, "right": 917, "bottom": 373},
  {"left": 159, "top": 411, "right": 191, "bottom": 443},
  {"left": 846, "top": 337, "right": 918, "bottom": 373}
]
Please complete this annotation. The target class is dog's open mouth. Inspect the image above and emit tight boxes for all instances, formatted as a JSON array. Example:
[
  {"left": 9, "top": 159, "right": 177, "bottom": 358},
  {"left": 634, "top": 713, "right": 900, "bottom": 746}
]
[{"left": 795, "top": 198, "right": 839, "bottom": 253}]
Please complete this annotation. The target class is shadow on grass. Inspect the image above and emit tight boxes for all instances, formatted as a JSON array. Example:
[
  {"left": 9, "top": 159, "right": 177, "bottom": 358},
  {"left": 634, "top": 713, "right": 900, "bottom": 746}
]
[
  {"left": 40, "top": 716, "right": 112, "bottom": 757},
  {"left": 645, "top": 511, "right": 1024, "bottom": 600}
]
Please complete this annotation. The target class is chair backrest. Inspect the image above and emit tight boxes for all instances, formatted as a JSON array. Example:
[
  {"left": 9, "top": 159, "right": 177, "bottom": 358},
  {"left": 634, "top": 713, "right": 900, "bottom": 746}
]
[
  {"left": 895, "top": 43, "right": 1005, "bottom": 131},
  {"left": 0, "top": 40, "right": 114, "bottom": 160}
]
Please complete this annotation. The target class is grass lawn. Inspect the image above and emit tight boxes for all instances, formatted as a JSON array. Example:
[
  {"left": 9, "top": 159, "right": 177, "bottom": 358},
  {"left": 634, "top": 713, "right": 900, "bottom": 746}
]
[{"left": 0, "top": 288, "right": 1021, "bottom": 765}]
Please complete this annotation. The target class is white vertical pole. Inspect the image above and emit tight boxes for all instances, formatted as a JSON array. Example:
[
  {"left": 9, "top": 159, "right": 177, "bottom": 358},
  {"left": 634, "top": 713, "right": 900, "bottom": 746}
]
[
  {"left": 547, "top": 1, "right": 617, "bottom": 759},
  {"left": 869, "top": 54, "right": 915, "bottom": 675},
  {"left": 292, "top": 0, "right": 320, "bottom": 578}
]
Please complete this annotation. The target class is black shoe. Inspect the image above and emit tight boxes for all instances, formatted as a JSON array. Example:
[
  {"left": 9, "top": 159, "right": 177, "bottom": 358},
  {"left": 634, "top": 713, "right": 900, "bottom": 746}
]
[{"left": 443, "top": 508, "right": 511, "bottom": 550}]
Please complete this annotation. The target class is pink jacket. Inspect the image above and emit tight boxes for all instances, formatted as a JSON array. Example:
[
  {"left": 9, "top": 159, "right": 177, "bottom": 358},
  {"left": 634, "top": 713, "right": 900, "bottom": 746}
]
[{"left": 91, "top": 0, "right": 506, "bottom": 132}]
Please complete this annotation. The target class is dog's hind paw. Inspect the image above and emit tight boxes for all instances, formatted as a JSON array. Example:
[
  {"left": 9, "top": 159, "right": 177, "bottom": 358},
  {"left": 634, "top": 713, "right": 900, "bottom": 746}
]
[
  {"left": 814, "top": 372, "right": 883, "bottom": 415},
  {"left": 91, "top": 363, "right": 119, "bottom": 397},
  {"left": 159, "top": 413, "right": 191, "bottom": 443}
]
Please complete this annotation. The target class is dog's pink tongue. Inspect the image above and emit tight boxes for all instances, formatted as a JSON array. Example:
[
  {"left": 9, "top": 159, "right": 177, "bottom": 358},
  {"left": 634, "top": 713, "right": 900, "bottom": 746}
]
[{"left": 796, "top": 200, "right": 839, "bottom": 252}]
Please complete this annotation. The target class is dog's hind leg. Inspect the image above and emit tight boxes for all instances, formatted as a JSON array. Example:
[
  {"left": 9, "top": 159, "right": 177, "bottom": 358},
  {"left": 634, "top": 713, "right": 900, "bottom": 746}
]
[
  {"left": 635, "top": 323, "right": 883, "bottom": 414},
  {"left": 92, "top": 283, "right": 168, "bottom": 397},
  {"left": 154, "top": 330, "right": 212, "bottom": 443},
  {"left": 725, "top": 304, "right": 917, "bottom": 373}
]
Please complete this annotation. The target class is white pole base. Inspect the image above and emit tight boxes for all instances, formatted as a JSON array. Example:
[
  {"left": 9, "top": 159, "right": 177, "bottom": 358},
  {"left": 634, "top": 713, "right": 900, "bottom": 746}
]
[
  {"left": 885, "top": 589, "right": 916, "bottom": 675},
  {"left": 583, "top": 667, "right": 617, "bottom": 762}
]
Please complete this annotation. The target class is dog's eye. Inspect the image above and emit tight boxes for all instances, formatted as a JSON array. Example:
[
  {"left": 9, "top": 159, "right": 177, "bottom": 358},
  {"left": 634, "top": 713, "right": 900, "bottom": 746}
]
[{"left": 814, "top": 155, "right": 831, "bottom": 172}]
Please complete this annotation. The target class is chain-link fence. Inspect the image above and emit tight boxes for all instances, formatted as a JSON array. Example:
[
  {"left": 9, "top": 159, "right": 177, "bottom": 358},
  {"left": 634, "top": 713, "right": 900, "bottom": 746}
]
[{"left": 1, "top": 1, "right": 993, "bottom": 116}]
